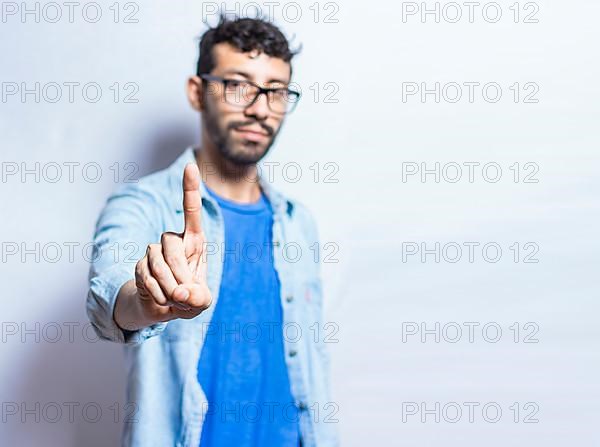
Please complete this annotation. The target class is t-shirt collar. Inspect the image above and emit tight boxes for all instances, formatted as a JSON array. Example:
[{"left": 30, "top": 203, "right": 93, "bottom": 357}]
[{"left": 169, "top": 146, "right": 294, "bottom": 218}]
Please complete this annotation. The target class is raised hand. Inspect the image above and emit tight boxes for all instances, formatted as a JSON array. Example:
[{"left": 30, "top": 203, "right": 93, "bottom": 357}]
[{"left": 131, "top": 163, "right": 213, "bottom": 323}]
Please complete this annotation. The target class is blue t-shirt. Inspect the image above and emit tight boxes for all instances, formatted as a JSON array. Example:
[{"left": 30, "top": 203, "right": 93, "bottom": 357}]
[{"left": 197, "top": 182, "right": 299, "bottom": 447}]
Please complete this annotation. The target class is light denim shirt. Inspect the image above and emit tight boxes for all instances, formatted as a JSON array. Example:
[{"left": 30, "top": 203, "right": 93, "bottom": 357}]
[{"left": 86, "top": 147, "right": 339, "bottom": 447}]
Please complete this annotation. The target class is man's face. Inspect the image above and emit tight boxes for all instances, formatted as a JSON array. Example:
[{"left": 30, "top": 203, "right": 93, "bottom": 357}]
[{"left": 189, "top": 42, "right": 292, "bottom": 166}]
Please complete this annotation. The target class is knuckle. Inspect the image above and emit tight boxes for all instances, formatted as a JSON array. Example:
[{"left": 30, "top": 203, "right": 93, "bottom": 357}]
[
  {"left": 160, "top": 232, "right": 176, "bottom": 244},
  {"left": 142, "top": 274, "right": 152, "bottom": 288},
  {"left": 150, "top": 261, "right": 163, "bottom": 277},
  {"left": 148, "top": 244, "right": 160, "bottom": 256}
]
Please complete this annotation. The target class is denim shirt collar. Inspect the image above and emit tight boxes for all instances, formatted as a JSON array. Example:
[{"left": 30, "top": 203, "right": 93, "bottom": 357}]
[{"left": 168, "top": 147, "right": 294, "bottom": 218}]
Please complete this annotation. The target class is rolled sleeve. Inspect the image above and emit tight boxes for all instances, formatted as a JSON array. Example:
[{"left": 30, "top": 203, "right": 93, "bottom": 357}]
[{"left": 86, "top": 182, "right": 169, "bottom": 345}]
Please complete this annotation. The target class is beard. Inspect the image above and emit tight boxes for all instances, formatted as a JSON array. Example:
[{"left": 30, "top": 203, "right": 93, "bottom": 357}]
[{"left": 203, "top": 104, "right": 280, "bottom": 167}]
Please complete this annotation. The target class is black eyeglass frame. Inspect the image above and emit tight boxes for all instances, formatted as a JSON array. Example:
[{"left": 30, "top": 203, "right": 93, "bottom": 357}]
[{"left": 199, "top": 74, "right": 301, "bottom": 114}]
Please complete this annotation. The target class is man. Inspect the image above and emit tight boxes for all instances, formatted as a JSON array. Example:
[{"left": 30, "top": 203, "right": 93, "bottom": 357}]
[{"left": 86, "top": 15, "right": 338, "bottom": 447}]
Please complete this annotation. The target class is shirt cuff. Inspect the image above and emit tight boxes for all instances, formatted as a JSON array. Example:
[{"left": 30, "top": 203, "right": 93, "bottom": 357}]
[{"left": 87, "top": 267, "right": 168, "bottom": 345}]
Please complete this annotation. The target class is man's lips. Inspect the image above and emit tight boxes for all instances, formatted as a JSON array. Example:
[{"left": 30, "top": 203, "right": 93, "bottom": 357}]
[{"left": 233, "top": 127, "right": 269, "bottom": 142}]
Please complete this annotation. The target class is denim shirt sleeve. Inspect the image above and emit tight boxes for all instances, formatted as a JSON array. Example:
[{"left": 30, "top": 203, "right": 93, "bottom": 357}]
[
  {"left": 86, "top": 182, "right": 168, "bottom": 345},
  {"left": 301, "top": 204, "right": 335, "bottom": 399},
  {"left": 300, "top": 204, "right": 340, "bottom": 444}
]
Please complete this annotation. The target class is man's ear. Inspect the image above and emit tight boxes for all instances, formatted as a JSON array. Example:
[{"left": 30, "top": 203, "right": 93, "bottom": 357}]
[{"left": 187, "top": 76, "right": 204, "bottom": 111}]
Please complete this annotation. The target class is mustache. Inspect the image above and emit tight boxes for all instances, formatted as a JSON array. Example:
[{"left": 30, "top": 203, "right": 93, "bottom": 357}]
[{"left": 228, "top": 121, "right": 274, "bottom": 136}]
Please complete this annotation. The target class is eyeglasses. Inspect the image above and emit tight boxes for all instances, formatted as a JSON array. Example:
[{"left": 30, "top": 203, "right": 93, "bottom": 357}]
[{"left": 199, "top": 74, "right": 301, "bottom": 114}]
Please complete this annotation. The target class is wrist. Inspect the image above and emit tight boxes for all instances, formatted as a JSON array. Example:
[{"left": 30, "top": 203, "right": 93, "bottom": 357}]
[{"left": 114, "top": 280, "right": 156, "bottom": 331}]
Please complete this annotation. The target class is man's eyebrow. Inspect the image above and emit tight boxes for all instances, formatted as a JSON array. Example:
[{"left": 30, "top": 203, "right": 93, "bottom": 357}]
[
  {"left": 266, "top": 77, "right": 289, "bottom": 85},
  {"left": 221, "top": 69, "right": 251, "bottom": 78},
  {"left": 221, "top": 70, "right": 289, "bottom": 86}
]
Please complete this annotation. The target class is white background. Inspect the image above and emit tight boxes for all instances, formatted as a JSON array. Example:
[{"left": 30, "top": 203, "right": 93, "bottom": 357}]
[{"left": 1, "top": 0, "right": 599, "bottom": 445}]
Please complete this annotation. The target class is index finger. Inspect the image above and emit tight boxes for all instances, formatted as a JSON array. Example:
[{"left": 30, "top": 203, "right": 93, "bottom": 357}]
[{"left": 182, "top": 163, "right": 203, "bottom": 235}]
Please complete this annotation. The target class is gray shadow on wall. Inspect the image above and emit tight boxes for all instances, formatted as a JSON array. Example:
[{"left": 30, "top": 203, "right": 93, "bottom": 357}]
[
  {"left": 137, "top": 118, "right": 200, "bottom": 177},
  {"left": 12, "top": 279, "right": 126, "bottom": 447}
]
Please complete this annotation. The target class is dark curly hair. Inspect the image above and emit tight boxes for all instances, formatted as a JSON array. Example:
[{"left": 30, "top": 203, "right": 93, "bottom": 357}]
[{"left": 196, "top": 14, "right": 301, "bottom": 78}]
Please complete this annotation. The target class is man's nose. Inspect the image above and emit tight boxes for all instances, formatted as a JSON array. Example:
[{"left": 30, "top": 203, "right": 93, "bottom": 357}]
[{"left": 244, "top": 91, "right": 270, "bottom": 120}]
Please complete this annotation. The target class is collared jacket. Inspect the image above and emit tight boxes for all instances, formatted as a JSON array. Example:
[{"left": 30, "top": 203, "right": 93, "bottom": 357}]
[{"left": 86, "top": 147, "right": 339, "bottom": 447}]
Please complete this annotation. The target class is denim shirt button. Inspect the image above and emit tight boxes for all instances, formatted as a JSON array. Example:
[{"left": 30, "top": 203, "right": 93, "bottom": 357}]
[
  {"left": 298, "top": 401, "right": 308, "bottom": 411},
  {"left": 286, "top": 294, "right": 294, "bottom": 303},
  {"left": 289, "top": 349, "right": 298, "bottom": 357},
  {"left": 273, "top": 240, "right": 281, "bottom": 247}
]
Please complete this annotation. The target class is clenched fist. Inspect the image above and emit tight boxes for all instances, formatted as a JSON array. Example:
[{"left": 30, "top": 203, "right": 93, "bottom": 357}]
[{"left": 115, "top": 163, "right": 213, "bottom": 330}]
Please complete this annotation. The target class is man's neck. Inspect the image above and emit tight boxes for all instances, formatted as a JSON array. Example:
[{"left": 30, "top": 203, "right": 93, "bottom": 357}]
[{"left": 194, "top": 145, "right": 262, "bottom": 204}]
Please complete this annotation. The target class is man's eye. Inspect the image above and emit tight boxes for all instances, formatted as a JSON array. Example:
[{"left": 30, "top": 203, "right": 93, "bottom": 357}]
[
  {"left": 273, "top": 89, "right": 290, "bottom": 100},
  {"left": 225, "top": 80, "right": 244, "bottom": 89}
]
